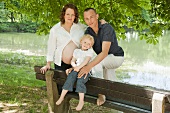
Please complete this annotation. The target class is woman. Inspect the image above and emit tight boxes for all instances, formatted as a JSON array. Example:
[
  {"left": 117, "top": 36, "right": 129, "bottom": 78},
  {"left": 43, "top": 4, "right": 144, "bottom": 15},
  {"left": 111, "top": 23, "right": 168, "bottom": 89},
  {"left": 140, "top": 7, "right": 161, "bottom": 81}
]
[{"left": 40, "top": 3, "right": 86, "bottom": 73}]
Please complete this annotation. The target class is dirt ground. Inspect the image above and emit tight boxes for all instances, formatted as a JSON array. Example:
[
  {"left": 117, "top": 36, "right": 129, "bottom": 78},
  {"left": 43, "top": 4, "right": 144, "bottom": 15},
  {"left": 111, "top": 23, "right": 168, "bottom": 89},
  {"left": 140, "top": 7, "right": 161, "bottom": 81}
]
[{"left": 0, "top": 85, "right": 122, "bottom": 113}]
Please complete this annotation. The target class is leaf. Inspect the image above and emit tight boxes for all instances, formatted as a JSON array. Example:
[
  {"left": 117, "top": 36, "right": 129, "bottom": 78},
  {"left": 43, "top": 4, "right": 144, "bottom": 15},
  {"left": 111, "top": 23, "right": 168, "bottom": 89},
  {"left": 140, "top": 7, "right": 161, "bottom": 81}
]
[
  {"left": 146, "top": 39, "right": 150, "bottom": 43},
  {"left": 153, "top": 39, "right": 157, "bottom": 45},
  {"left": 1, "top": 0, "right": 168, "bottom": 45},
  {"left": 139, "top": 35, "right": 143, "bottom": 40},
  {"left": 149, "top": 38, "right": 153, "bottom": 44}
]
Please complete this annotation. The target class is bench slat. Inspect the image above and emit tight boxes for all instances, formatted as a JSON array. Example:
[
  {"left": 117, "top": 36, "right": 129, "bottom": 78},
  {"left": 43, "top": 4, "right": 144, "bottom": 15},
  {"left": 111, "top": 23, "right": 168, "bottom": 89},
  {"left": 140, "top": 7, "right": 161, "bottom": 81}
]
[
  {"left": 67, "top": 93, "right": 151, "bottom": 113},
  {"left": 34, "top": 66, "right": 170, "bottom": 112},
  {"left": 55, "top": 78, "right": 152, "bottom": 110},
  {"left": 34, "top": 66, "right": 156, "bottom": 98}
]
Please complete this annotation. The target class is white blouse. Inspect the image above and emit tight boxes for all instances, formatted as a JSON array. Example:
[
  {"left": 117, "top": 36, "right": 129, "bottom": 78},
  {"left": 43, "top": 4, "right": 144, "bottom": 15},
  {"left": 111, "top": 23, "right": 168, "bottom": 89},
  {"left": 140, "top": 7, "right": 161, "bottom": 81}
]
[{"left": 46, "top": 22, "right": 86, "bottom": 66}]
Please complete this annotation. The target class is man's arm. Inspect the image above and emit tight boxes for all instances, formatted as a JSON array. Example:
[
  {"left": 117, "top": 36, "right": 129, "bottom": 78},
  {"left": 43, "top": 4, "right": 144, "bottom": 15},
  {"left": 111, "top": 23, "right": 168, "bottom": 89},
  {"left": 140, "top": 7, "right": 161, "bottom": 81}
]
[{"left": 78, "top": 41, "right": 111, "bottom": 78}]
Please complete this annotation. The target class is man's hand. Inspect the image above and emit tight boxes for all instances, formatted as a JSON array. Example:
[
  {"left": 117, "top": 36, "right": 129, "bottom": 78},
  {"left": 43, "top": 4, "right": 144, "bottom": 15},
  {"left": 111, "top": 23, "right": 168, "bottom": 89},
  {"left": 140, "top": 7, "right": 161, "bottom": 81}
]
[{"left": 78, "top": 65, "right": 91, "bottom": 79}]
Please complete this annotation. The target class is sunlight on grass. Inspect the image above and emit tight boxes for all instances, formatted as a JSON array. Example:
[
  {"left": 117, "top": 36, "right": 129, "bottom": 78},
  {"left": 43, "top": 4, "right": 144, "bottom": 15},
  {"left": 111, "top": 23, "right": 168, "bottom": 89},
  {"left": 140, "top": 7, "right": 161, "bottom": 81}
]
[
  {"left": 0, "top": 51, "right": 46, "bottom": 87},
  {"left": 0, "top": 63, "right": 45, "bottom": 87},
  {"left": 0, "top": 52, "right": 117, "bottom": 113},
  {"left": 0, "top": 85, "right": 48, "bottom": 113},
  {"left": 0, "top": 52, "right": 48, "bottom": 112}
]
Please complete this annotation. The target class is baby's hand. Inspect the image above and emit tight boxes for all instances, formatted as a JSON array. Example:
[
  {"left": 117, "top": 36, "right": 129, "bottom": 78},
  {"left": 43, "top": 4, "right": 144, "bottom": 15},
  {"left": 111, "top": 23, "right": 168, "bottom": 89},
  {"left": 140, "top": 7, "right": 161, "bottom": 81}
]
[
  {"left": 66, "top": 69, "right": 69, "bottom": 75},
  {"left": 74, "top": 66, "right": 80, "bottom": 72},
  {"left": 66, "top": 68, "right": 73, "bottom": 75}
]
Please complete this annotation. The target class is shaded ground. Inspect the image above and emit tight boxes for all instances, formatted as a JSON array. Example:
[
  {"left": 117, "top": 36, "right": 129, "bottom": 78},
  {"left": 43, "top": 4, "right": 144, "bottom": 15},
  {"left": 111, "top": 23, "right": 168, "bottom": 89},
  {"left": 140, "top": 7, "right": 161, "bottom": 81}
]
[
  {"left": 0, "top": 85, "right": 119, "bottom": 113},
  {"left": 0, "top": 85, "right": 48, "bottom": 113},
  {"left": 0, "top": 52, "right": 121, "bottom": 113}
]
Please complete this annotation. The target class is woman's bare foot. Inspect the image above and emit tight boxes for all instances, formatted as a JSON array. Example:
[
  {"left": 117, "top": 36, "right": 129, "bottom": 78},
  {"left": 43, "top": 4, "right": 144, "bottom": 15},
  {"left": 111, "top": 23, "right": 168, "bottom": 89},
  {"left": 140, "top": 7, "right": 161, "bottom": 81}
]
[
  {"left": 56, "top": 98, "right": 64, "bottom": 105},
  {"left": 97, "top": 94, "right": 106, "bottom": 106},
  {"left": 76, "top": 101, "right": 84, "bottom": 111}
]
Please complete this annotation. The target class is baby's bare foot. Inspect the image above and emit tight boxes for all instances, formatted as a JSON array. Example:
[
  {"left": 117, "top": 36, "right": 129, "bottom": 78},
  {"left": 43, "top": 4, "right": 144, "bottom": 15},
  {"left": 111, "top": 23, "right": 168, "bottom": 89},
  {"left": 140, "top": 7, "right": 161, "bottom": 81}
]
[
  {"left": 76, "top": 101, "right": 84, "bottom": 111},
  {"left": 56, "top": 98, "right": 63, "bottom": 105}
]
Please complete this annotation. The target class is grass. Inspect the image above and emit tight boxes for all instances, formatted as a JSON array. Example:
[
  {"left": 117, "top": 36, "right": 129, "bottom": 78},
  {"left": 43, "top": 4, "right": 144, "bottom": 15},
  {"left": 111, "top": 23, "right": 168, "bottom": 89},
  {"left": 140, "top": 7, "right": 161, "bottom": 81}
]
[
  {"left": 0, "top": 85, "right": 48, "bottom": 113},
  {"left": 0, "top": 52, "right": 48, "bottom": 112},
  {"left": 0, "top": 64, "right": 48, "bottom": 112},
  {"left": 0, "top": 52, "right": 117, "bottom": 113}
]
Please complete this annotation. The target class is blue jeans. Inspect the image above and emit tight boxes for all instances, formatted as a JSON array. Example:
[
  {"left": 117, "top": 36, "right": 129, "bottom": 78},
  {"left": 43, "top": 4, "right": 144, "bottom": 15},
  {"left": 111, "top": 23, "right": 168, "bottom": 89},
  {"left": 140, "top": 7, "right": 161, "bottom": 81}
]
[
  {"left": 54, "top": 61, "right": 72, "bottom": 94},
  {"left": 63, "top": 70, "right": 90, "bottom": 93}
]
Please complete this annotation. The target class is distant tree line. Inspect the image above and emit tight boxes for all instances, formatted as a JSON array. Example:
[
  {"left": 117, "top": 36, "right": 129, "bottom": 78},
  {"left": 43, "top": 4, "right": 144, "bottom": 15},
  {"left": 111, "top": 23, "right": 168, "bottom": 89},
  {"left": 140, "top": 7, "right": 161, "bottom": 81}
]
[
  {"left": 0, "top": 22, "right": 38, "bottom": 33},
  {"left": 0, "top": 2, "right": 38, "bottom": 33}
]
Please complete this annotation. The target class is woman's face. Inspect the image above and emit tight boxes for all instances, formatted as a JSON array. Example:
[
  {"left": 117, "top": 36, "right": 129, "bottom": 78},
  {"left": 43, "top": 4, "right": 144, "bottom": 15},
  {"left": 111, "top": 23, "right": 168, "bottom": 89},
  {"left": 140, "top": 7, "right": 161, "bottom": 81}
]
[{"left": 64, "top": 8, "right": 75, "bottom": 24}]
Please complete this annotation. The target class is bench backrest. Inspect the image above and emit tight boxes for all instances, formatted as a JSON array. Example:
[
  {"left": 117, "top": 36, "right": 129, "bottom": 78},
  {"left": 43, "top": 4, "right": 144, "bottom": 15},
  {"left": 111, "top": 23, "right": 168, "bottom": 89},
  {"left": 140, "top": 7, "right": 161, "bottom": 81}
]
[{"left": 34, "top": 66, "right": 170, "bottom": 113}]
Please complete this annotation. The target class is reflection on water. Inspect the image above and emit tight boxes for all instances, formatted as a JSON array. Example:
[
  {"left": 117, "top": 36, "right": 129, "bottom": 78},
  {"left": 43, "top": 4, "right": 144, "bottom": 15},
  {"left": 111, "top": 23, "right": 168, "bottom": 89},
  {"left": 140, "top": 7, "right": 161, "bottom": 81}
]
[
  {"left": 124, "top": 71, "right": 170, "bottom": 90},
  {"left": 0, "top": 33, "right": 48, "bottom": 56},
  {"left": 0, "top": 31, "right": 170, "bottom": 91},
  {"left": 118, "top": 31, "right": 170, "bottom": 91},
  {"left": 123, "top": 61, "right": 170, "bottom": 90}
]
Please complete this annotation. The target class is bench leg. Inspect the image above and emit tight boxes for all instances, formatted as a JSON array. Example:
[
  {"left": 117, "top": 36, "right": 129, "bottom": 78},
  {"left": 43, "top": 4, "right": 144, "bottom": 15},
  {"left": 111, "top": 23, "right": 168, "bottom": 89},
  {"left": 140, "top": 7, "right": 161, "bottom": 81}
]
[
  {"left": 152, "top": 92, "right": 165, "bottom": 113},
  {"left": 57, "top": 97, "right": 72, "bottom": 113},
  {"left": 45, "top": 70, "right": 72, "bottom": 113}
]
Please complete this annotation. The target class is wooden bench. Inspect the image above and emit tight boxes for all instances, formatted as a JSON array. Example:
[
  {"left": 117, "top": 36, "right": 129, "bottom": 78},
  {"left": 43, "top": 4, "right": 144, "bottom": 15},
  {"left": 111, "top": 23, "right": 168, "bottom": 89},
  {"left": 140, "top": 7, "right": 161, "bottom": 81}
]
[{"left": 34, "top": 66, "right": 170, "bottom": 113}]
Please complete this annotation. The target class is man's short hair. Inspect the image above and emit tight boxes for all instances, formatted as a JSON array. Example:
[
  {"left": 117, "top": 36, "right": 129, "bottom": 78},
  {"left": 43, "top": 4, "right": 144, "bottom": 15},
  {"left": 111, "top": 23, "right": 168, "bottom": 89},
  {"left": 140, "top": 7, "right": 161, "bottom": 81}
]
[{"left": 84, "top": 8, "right": 97, "bottom": 14}]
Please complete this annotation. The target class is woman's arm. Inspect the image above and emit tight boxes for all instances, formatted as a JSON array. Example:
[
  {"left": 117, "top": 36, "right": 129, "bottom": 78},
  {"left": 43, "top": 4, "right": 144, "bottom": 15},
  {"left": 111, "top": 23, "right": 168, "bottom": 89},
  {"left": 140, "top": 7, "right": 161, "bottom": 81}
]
[{"left": 41, "top": 29, "right": 57, "bottom": 74}]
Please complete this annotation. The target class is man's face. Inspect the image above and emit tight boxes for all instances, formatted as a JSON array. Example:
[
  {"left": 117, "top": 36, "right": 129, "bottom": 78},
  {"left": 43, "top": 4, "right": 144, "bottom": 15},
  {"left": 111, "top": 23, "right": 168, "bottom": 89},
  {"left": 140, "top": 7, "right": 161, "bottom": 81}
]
[{"left": 84, "top": 9, "right": 99, "bottom": 28}]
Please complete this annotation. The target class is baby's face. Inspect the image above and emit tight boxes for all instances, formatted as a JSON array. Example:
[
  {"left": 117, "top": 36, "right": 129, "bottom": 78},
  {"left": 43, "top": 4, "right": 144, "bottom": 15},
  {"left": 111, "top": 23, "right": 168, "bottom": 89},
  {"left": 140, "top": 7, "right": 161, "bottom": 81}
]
[{"left": 81, "top": 38, "right": 93, "bottom": 50}]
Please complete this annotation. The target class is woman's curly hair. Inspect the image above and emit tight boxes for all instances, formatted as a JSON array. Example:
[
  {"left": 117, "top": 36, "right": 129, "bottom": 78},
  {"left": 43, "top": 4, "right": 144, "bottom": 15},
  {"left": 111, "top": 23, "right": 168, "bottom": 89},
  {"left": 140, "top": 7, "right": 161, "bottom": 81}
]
[{"left": 60, "top": 3, "right": 79, "bottom": 24}]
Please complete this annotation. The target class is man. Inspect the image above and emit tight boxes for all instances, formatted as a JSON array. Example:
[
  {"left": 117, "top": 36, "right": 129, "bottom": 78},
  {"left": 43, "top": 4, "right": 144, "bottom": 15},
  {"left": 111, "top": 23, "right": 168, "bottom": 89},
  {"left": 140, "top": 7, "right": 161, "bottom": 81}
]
[{"left": 78, "top": 8, "right": 124, "bottom": 106}]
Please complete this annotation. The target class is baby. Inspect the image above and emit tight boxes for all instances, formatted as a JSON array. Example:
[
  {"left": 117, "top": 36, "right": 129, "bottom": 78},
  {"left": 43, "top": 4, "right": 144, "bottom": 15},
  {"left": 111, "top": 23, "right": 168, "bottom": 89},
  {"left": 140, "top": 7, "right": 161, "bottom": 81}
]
[{"left": 56, "top": 34, "right": 94, "bottom": 111}]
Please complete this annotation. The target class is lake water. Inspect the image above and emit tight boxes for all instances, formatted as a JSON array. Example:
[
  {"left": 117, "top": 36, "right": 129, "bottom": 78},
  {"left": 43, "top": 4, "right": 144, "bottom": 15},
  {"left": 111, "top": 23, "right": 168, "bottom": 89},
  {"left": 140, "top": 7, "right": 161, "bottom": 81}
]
[
  {"left": 120, "top": 31, "right": 170, "bottom": 91},
  {"left": 0, "top": 32, "right": 170, "bottom": 91}
]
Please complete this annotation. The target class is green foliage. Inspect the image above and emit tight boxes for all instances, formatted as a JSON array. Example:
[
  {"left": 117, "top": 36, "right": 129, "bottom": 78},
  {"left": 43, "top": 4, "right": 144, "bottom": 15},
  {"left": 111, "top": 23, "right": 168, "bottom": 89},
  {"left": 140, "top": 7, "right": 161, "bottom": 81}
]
[
  {"left": 0, "top": 0, "right": 169, "bottom": 44},
  {"left": 0, "top": 2, "right": 9, "bottom": 22},
  {"left": 0, "top": 22, "right": 38, "bottom": 32},
  {"left": 0, "top": 22, "right": 17, "bottom": 32}
]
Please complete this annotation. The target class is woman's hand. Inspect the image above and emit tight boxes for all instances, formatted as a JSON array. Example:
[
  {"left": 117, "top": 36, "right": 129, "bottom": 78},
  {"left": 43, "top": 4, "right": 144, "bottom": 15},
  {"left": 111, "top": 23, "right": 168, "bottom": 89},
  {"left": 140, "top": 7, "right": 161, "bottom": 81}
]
[
  {"left": 40, "top": 64, "right": 51, "bottom": 74},
  {"left": 100, "top": 19, "right": 107, "bottom": 24}
]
